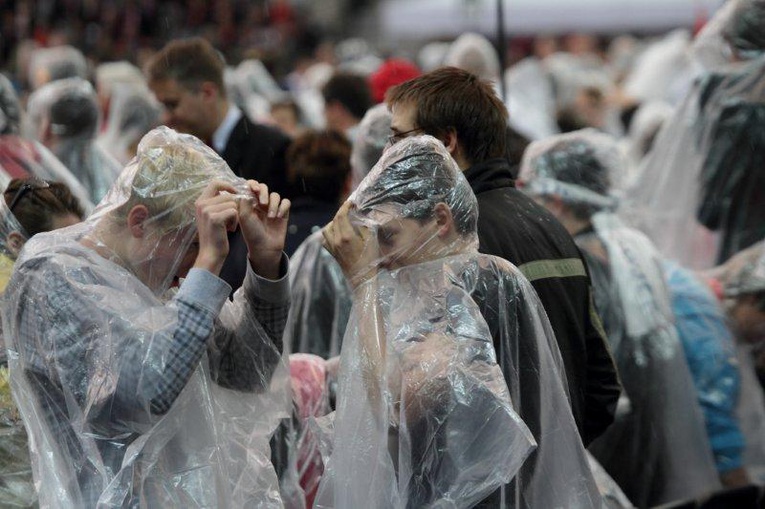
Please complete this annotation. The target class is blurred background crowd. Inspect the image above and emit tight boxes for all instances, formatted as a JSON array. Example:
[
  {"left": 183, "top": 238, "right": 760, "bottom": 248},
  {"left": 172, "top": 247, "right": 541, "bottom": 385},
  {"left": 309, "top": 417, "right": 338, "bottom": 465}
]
[{"left": 1, "top": 0, "right": 765, "bottom": 508}]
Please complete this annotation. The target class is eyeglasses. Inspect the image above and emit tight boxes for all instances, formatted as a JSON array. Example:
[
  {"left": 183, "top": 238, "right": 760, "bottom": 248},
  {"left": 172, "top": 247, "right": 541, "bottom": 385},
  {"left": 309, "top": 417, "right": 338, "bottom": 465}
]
[
  {"left": 7, "top": 179, "right": 50, "bottom": 213},
  {"left": 387, "top": 127, "right": 426, "bottom": 145}
]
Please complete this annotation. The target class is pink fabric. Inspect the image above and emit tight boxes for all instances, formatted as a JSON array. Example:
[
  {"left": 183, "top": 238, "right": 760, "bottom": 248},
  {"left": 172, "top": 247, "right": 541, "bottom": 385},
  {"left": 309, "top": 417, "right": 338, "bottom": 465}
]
[{"left": 288, "top": 353, "right": 329, "bottom": 507}]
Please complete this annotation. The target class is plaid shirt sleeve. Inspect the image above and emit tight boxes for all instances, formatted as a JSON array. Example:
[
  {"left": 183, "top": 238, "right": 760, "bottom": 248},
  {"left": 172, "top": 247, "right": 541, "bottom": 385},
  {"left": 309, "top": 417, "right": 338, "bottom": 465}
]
[{"left": 156, "top": 254, "right": 290, "bottom": 410}]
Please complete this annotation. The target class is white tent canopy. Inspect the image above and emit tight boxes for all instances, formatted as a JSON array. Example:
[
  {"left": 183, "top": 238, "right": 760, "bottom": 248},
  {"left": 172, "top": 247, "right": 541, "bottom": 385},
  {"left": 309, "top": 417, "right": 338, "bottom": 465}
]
[{"left": 380, "top": 0, "right": 725, "bottom": 38}]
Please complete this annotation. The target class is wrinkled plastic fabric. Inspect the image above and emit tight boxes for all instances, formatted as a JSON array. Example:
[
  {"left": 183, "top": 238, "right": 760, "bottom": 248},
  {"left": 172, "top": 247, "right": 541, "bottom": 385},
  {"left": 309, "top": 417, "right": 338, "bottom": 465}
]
[
  {"left": 520, "top": 128, "right": 625, "bottom": 210},
  {"left": 97, "top": 83, "right": 162, "bottom": 166},
  {"left": 443, "top": 33, "right": 501, "bottom": 82},
  {"left": 620, "top": 54, "right": 765, "bottom": 268},
  {"left": 622, "top": 29, "right": 693, "bottom": 106},
  {"left": 0, "top": 74, "right": 23, "bottom": 136},
  {"left": 503, "top": 58, "right": 558, "bottom": 141},
  {"left": 285, "top": 231, "right": 352, "bottom": 359},
  {"left": 621, "top": 101, "right": 675, "bottom": 189},
  {"left": 735, "top": 343, "right": 765, "bottom": 483},
  {"left": 663, "top": 261, "right": 745, "bottom": 476},
  {"left": 0, "top": 197, "right": 26, "bottom": 291},
  {"left": 2, "top": 126, "right": 289, "bottom": 508},
  {"left": 521, "top": 130, "right": 721, "bottom": 506},
  {"left": 0, "top": 136, "right": 94, "bottom": 214},
  {"left": 316, "top": 136, "right": 602, "bottom": 508},
  {"left": 693, "top": 0, "right": 765, "bottom": 70},
  {"left": 279, "top": 353, "right": 332, "bottom": 509},
  {"left": 350, "top": 103, "right": 391, "bottom": 190},
  {"left": 0, "top": 196, "right": 36, "bottom": 508},
  {"left": 28, "top": 45, "right": 88, "bottom": 91},
  {"left": 718, "top": 241, "right": 765, "bottom": 298},
  {"left": 226, "top": 60, "right": 287, "bottom": 123},
  {"left": 27, "top": 78, "right": 122, "bottom": 204},
  {"left": 577, "top": 221, "right": 719, "bottom": 507},
  {"left": 586, "top": 453, "right": 633, "bottom": 509}
]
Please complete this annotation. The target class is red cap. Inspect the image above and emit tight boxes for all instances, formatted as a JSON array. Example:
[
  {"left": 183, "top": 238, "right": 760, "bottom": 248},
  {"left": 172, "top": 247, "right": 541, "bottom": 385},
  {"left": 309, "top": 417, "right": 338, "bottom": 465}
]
[{"left": 369, "top": 58, "right": 421, "bottom": 104}]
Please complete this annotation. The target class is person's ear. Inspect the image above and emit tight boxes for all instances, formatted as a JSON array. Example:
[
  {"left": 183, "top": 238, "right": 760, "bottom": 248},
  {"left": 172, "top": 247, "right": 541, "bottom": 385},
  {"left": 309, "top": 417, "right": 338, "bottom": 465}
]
[
  {"left": 433, "top": 202, "right": 454, "bottom": 237},
  {"left": 199, "top": 81, "right": 220, "bottom": 102},
  {"left": 441, "top": 129, "right": 458, "bottom": 154},
  {"left": 6, "top": 231, "right": 25, "bottom": 257},
  {"left": 126, "top": 204, "right": 150, "bottom": 238}
]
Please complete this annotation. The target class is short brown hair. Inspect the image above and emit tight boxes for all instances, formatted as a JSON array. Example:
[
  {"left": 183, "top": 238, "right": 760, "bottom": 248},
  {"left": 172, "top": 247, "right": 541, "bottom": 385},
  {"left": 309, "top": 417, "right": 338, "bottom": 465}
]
[
  {"left": 286, "top": 130, "right": 352, "bottom": 203},
  {"left": 145, "top": 37, "right": 226, "bottom": 95},
  {"left": 386, "top": 67, "right": 508, "bottom": 165},
  {"left": 4, "top": 179, "right": 84, "bottom": 236}
]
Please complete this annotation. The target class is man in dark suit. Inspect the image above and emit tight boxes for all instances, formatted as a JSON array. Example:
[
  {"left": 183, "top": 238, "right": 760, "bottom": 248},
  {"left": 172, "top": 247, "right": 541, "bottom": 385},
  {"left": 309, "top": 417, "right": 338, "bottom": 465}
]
[{"left": 146, "top": 37, "right": 291, "bottom": 290}]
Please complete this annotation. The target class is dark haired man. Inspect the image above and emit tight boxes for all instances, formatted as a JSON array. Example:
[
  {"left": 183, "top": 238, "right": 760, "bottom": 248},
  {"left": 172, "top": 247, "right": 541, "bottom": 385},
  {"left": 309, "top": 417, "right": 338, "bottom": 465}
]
[
  {"left": 321, "top": 72, "right": 372, "bottom": 142},
  {"left": 386, "top": 67, "right": 621, "bottom": 447},
  {"left": 146, "top": 37, "right": 291, "bottom": 289}
]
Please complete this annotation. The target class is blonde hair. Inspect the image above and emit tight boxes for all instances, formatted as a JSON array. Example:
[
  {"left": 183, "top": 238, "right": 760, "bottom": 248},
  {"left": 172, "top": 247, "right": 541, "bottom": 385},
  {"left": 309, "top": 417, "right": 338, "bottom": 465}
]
[{"left": 110, "top": 126, "right": 236, "bottom": 233}]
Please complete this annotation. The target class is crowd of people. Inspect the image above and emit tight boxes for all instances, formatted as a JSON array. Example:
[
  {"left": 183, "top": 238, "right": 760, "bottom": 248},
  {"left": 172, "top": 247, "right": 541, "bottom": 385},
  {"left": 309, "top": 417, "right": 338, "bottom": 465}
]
[{"left": 0, "top": 0, "right": 764, "bottom": 507}]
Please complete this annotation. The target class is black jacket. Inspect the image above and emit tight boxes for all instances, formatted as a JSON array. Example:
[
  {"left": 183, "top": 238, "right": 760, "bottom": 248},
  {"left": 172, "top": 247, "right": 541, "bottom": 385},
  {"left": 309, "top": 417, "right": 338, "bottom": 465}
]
[
  {"left": 219, "top": 113, "right": 292, "bottom": 290},
  {"left": 463, "top": 158, "right": 620, "bottom": 446}
]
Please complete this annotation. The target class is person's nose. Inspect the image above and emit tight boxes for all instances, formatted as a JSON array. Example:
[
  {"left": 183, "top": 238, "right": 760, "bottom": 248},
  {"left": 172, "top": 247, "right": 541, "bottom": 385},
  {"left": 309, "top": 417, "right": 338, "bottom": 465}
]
[{"left": 161, "top": 109, "right": 174, "bottom": 126}]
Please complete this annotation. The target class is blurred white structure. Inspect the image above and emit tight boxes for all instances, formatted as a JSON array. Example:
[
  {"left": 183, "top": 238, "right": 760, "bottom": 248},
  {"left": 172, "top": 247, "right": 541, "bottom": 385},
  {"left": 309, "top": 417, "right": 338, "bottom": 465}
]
[{"left": 380, "top": 0, "right": 726, "bottom": 38}]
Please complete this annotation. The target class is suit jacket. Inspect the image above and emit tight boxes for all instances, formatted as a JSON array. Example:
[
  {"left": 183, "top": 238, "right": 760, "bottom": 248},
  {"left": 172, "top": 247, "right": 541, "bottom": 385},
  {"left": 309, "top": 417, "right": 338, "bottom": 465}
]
[
  {"left": 219, "top": 113, "right": 292, "bottom": 291},
  {"left": 221, "top": 113, "right": 291, "bottom": 195}
]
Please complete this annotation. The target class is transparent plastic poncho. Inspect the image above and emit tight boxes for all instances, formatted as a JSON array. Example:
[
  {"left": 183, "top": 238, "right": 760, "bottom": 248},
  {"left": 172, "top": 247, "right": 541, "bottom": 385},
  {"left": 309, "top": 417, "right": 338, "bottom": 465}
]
[
  {"left": 520, "top": 130, "right": 721, "bottom": 506},
  {"left": 96, "top": 82, "right": 162, "bottom": 166},
  {"left": 0, "top": 196, "right": 36, "bottom": 507},
  {"left": 2, "top": 126, "right": 290, "bottom": 508},
  {"left": 27, "top": 45, "right": 88, "bottom": 91},
  {"left": 704, "top": 241, "right": 765, "bottom": 482},
  {"left": 693, "top": 0, "right": 765, "bottom": 71},
  {"left": 315, "top": 135, "right": 602, "bottom": 508},
  {"left": 349, "top": 103, "right": 391, "bottom": 190},
  {"left": 284, "top": 104, "right": 389, "bottom": 358},
  {"left": 27, "top": 77, "right": 122, "bottom": 204},
  {"left": 285, "top": 230, "right": 352, "bottom": 359},
  {"left": 0, "top": 73, "right": 93, "bottom": 212},
  {"left": 620, "top": 32, "right": 765, "bottom": 267}
]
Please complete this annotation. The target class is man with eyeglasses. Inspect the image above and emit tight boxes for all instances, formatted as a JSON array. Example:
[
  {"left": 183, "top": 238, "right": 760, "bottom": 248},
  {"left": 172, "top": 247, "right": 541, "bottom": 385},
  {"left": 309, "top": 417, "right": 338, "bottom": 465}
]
[{"left": 385, "top": 68, "right": 621, "bottom": 461}]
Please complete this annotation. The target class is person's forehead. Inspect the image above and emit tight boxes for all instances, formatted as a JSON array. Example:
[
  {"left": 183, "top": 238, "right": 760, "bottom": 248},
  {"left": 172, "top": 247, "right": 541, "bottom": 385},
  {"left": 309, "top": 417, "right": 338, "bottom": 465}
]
[
  {"left": 390, "top": 102, "right": 417, "bottom": 129},
  {"left": 366, "top": 204, "right": 402, "bottom": 225},
  {"left": 150, "top": 78, "right": 186, "bottom": 99}
]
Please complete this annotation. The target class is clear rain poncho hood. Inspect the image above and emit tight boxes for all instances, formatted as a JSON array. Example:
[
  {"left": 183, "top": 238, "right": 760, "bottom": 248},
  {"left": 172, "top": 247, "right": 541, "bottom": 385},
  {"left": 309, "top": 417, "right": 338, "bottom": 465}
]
[
  {"left": 520, "top": 130, "right": 721, "bottom": 506},
  {"left": 0, "top": 74, "right": 93, "bottom": 211},
  {"left": 2, "top": 126, "right": 290, "bottom": 508},
  {"left": 28, "top": 45, "right": 88, "bottom": 91},
  {"left": 27, "top": 77, "right": 122, "bottom": 204},
  {"left": 693, "top": 0, "right": 765, "bottom": 70},
  {"left": 315, "top": 135, "right": 602, "bottom": 508},
  {"left": 619, "top": 52, "right": 765, "bottom": 268},
  {"left": 96, "top": 82, "right": 161, "bottom": 166}
]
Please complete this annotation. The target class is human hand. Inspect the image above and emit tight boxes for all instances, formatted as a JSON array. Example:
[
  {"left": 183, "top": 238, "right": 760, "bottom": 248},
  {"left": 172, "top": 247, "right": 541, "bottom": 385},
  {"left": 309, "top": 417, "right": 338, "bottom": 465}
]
[
  {"left": 322, "top": 201, "right": 379, "bottom": 289},
  {"left": 239, "top": 180, "right": 290, "bottom": 279},
  {"left": 193, "top": 180, "right": 240, "bottom": 275}
]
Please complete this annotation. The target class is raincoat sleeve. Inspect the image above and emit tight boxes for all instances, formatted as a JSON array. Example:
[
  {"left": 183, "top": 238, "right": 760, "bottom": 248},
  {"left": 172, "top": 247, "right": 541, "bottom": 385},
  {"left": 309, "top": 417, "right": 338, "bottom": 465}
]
[
  {"left": 209, "top": 255, "right": 290, "bottom": 391},
  {"left": 21, "top": 254, "right": 287, "bottom": 435}
]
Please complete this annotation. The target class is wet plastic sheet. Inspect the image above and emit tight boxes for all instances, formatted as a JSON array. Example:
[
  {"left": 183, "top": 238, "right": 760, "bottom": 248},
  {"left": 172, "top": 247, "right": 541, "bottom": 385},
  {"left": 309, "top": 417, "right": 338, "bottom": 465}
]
[
  {"left": 27, "top": 77, "right": 122, "bottom": 204},
  {"left": 316, "top": 135, "right": 602, "bottom": 508},
  {"left": 521, "top": 130, "right": 721, "bottom": 506},
  {"left": 2, "top": 127, "right": 290, "bottom": 508}
]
